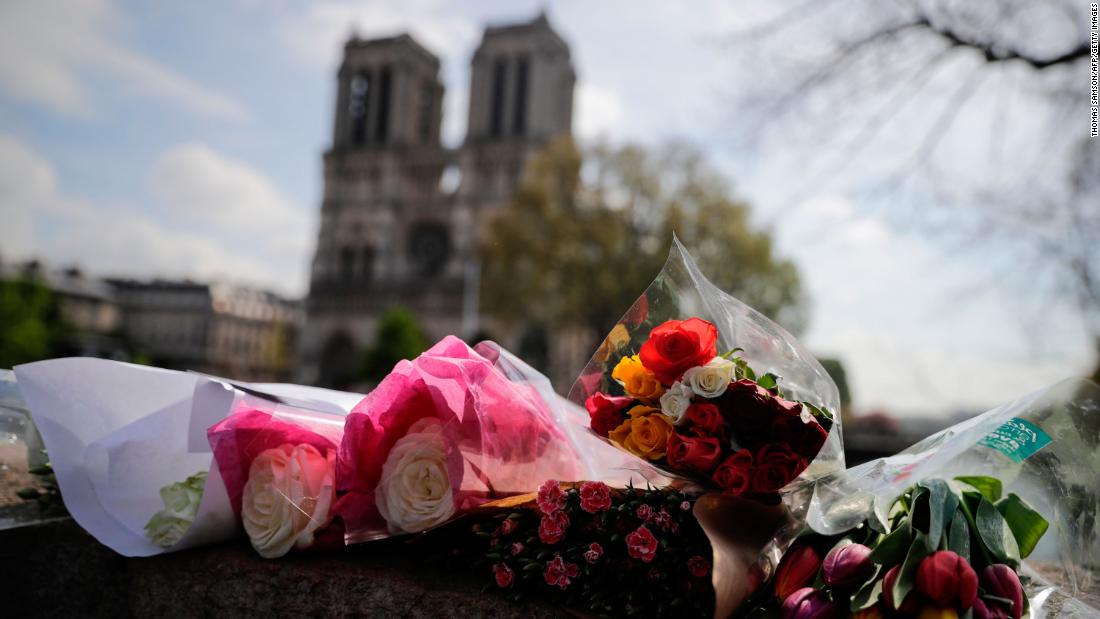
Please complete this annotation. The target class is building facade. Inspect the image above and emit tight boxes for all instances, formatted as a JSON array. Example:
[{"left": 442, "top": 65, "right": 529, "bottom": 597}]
[{"left": 299, "top": 14, "right": 575, "bottom": 387}]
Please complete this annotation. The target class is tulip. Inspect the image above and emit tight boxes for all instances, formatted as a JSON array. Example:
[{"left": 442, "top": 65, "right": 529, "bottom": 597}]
[
  {"left": 781, "top": 588, "right": 838, "bottom": 619},
  {"left": 981, "top": 564, "right": 1024, "bottom": 619},
  {"left": 917, "top": 607, "right": 959, "bottom": 619},
  {"left": 915, "top": 550, "right": 978, "bottom": 609},
  {"left": 973, "top": 598, "right": 1010, "bottom": 619},
  {"left": 774, "top": 545, "right": 822, "bottom": 600},
  {"left": 822, "top": 542, "right": 874, "bottom": 589},
  {"left": 883, "top": 564, "right": 921, "bottom": 614}
]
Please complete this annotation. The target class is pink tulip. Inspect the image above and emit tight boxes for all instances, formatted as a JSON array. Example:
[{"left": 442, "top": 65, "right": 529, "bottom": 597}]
[
  {"left": 915, "top": 551, "right": 978, "bottom": 609},
  {"left": 781, "top": 587, "right": 839, "bottom": 619},
  {"left": 981, "top": 564, "right": 1024, "bottom": 619},
  {"left": 822, "top": 543, "right": 874, "bottom": 589}
]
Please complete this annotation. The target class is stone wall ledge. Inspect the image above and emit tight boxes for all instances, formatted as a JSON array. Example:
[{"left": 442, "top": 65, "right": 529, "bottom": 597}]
[{"left": 0, "top": 516, "right": 566, "bottom": 618}]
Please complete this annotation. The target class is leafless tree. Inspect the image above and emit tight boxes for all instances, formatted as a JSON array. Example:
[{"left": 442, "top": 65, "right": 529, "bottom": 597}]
[{"left": 725, "top": 0, "right": 1099, "bottom": 377}]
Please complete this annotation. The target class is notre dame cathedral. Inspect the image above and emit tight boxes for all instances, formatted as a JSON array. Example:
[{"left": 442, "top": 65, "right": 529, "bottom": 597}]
[{"left": 298, "top": 14, "right": 575, "bottom": 387}]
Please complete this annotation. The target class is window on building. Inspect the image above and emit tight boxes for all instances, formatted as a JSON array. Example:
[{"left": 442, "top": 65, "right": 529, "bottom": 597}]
[
  {"left": 340, "top": 247, "right": 355, "bottom": 280},
  {"left": 407, "top": 222, "right": 450, "bottom": 278},
  {"left": 418, "top": 79, "right": 434, "bottom": 143},
  {"left": 489, "top": 58, "right": 507, "bottom": 138},
  {"left": 349, "top": 71, "right": 371, "bottom": 146},
  {"left": 375, "top": 65, "right": 392, "bottom": 144},
  {"left": 359, "top": 246, "right": 375, "bottom": 282},
  {"left": 513, "top": 55, "right": 529, "bottom": 136}
]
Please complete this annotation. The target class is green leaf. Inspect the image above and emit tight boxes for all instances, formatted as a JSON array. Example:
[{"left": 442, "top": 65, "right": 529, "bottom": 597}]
[
  {"left": 869, "top": 519, "right": 912, "bottom": 565},
  {"left": 891, "top": 533, "right": 933, "bottom": 610},
  {"left": 955, "top": 476, "right": 1002, "bottom": 503},
  {"left": 919, "top": 479, "right": 959, "bottom": 550},
  {"left": 975, "top": 498, "right": 1020, "bottom": 566},
  {"left": 849, "top": 565, "right": 884, "bottom": 612},
  {"left": 996, "top": 493, "right": 1049, "bottom": 559},
  {"left": 946, "top": 508, "right": 971, "bottom": 563},
  {"left": 758, "top": 373, "right": 780, "bottom": 391}
]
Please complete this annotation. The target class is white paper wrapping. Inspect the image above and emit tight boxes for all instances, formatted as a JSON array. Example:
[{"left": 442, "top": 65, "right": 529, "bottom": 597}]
[{"left": 14, "top": 357, "right": 363, "bottom": 557}]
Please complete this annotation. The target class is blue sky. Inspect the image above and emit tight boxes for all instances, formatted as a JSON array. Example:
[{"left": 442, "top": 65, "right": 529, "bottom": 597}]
[{"left": 0, "top": 0, "right": 1093, "bottom": 414}]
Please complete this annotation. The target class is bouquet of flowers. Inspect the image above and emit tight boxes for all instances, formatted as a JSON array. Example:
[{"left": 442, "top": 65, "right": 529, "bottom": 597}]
[
  {"left": 754, "top": 475, "right": 1048, "bottom": 618},
  {"left": 583, "top": 316, "right": 833, "bottom": 498}
]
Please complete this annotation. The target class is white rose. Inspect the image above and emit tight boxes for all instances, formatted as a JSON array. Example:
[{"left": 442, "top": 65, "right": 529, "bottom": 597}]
[
  {"left": 659, "top": 382, "right": 694, "bottom": 426},
  {"left": 682, "top": 356, "right": 735, "bottom": 399},
  {"left": 145, "top": 470, "right": 207, "bottom": 548},
  {"left": 376, "top": 417, "right": 456, "bottom": 535},
  {"left": 242, "top": 443, "right": 336, "bottom": 559}
]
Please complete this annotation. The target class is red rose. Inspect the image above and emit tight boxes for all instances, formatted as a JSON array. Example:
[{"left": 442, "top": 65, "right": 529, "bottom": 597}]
[
  {"left": 915, "top": 550, "right": 978, "bottom": 609},
  {"left": 688, "top": 555, "right": 711, "bottom": 578},
  {"left": 584, "top": 542, "right": 603, "bottom": 564},
  {"left": 538, "top": 510, "right": 570, "bottom": 544},
  {"left": 536, "top": 479, "right": 566, "bottom": 515},
  {"left": 578, "top": 481, "right": 612, "bottom": 513},
  {"left": 751, "top": 444, "right": 806, "bottom": 493},
  {"left": 712, "top": 449, "right": 754, "bottom": 495},
  {"left": 585, "top": 392, "right": 631, "bottom": 438},
  {"left": 626, "top": 525, "right": 659, "bottom": 563},
  {"left": 686, "top": 402, "right": 725, "bottom": 437},
  {"left": 667, "top": 432, "right": 723, "bottom": 474},
  {"left": 510, "top": 542, "right": 524, "bottom": 556},
  {"left": 721, "top": 379, "right": 775, "bottom": 441},
  {"left": 771, "top": 395, "right": 803, "bottom": 417},
  {"left": 493, "top": 563, "right": 514, "bottom": 588},
  {"left": 544, "top": 554, "right": 580, "bottom": 589},
  {"left": 638, "top": 318, "right": 718, "bottom": 385},
  {"left": 773, "top": 415, "right": 829, "bottom": 458},
  {"left": 636, "top": 504, "right": 655, "bottom": 521}
]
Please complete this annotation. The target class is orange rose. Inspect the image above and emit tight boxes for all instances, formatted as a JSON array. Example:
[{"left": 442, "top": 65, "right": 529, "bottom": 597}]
[
  {"left": 594, "top": 324, "right": 632, "bottom": 363},
  {"left": 611, "top": 355, "right": 665, "bottom": 401},
  {"left": 608, "top": 406, "right": 673, "bottom": 460}
]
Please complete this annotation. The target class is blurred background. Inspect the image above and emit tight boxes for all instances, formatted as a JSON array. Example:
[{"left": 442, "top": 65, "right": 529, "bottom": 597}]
[{"left": 1, "top": 0, "right": 1097, "bottom": 464}]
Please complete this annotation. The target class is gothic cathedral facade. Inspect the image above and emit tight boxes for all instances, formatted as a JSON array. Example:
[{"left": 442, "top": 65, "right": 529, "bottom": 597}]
[{"left": 298, "top": 14, "right": 575, "bottom": 387}]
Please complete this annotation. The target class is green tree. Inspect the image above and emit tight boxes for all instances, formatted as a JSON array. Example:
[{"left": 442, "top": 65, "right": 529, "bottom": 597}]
[
  {"left": 0, "top": 276, "right": 71, "bottom": 369},
  {"left": 359, "top": 307, "right": 429, "bottom": 383},
  {"left": 480, "top": 138, "right": 805, "bottom": 341}
]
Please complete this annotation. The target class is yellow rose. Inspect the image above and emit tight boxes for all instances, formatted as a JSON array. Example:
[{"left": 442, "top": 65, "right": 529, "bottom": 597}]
[
  {"left": 594, "top": 324, "right": 632, "bottom": 363},
  {"left": 611, "top": 355, "right": 665, "bottom": 400},
  {"left": 608, "top": 406, "right": 673, "bottom": 460}
]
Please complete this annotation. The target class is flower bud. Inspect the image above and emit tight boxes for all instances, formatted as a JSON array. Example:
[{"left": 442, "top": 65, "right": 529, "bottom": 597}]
[
  {"left": 981, "top": 564, "right": 1023, "bottom": 619},
  {"left": 972, "top": 598, "right": 1010, "bottom": 619},
  {"left": 774, "top": 545, "right": 822, "bottom": 600},
  {"left": 781, "top": 588, "right": 839, "bottom": 619},
  {"left": 915, "top": 551, "right": 978, "bottom": 609},
  {"left": 883, "top": 564, "right": 922, "bottom": 614},
  {"left": 822, "top": 542, "right": 874, "bottom": 589}
]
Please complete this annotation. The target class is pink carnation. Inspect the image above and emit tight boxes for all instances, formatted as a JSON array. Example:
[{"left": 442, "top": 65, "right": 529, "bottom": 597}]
[
  {"left": 626, "top": 525, "right": 659, "bottom": 563},
  {"left": 537, "top": 480, "right": 566, "bottom": 515},
  {"left": 544, "top": 554, "right": 580, "bottom": 590},
  {"left": 538, "top": 510, "right": 570, "bottom": 544},
  {"left": 578, "top": 481, "right": 612, "bottom": 513}
]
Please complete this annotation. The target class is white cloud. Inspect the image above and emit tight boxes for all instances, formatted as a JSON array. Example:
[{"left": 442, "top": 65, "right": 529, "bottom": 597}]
[
  {"left": 0, "top": 136, "right": 54, "bottom": 260},
  {"left": 0, "top": 135, "right": 311, "bottom": 296},
  {"left": 575, "top": 83, "right": 626, "bottom": 140},
  {"left": 0, "top": 0, "right": 248, "bottom": 120},
  {"left": 151, "top": 143, "right": 310, "bottom": 246},
  {"left": 277, "top": 0, "right": 479, "bottom": 69}
]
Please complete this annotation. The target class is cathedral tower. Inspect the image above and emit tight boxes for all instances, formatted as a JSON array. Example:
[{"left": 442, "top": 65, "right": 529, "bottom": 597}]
[{"left": 299, "top": 15, "right": 574, "bottom": 388}]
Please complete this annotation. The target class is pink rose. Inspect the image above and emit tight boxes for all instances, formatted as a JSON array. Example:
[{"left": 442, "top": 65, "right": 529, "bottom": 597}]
[
  {"left": 578, "top": 481, "right": 612, "bottom": 513},
  {"left": 636, "top": 504, "right": 655, "bottom": 521}
]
